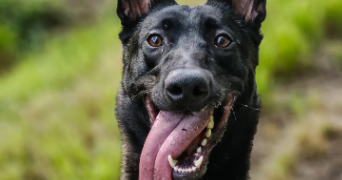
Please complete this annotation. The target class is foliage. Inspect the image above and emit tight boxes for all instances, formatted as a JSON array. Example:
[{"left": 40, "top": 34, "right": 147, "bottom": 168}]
[
  {"left": 0, "top": 21, "right": 122, "bottom": 180},
  {"left": 257, "top": 0, "right": 342, "bottom": 105},
  {"left": 0, "top": 0, "right": 115, "bottom": 72}
]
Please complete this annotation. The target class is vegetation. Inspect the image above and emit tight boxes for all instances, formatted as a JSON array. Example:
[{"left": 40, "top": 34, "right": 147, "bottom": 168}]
[{"left": 0, "top": 0, "right": 341, "bottom": 179}]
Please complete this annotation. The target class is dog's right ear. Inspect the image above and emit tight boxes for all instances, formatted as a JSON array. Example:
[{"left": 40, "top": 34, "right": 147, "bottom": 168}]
[{"left": 117, "top": 0, "right": 176, "bottom": 27}]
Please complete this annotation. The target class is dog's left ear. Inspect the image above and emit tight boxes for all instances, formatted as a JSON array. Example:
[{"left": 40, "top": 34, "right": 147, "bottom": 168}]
[
  {"left": 207, "top": 0, "right": 266, "bottom": 23},
  {"left": 117, "top": 0, "right": 177, "bottom": 26}
]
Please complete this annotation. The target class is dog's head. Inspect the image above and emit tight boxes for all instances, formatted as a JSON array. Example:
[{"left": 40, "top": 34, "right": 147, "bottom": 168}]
[{"left": 117, "top": 0, "right": 266, "bottom": 179}]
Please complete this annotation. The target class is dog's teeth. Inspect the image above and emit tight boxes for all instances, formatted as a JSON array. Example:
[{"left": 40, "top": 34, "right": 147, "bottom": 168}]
[
  {"left": 168, "top": 155, "right": 177, "bottom": 168},
  {"left": 180, "top": 168, "right": 186, "bottom": 173},
  {"left": 194, "top": 156, "right": 204, "bottom": 168},
  {"left": 207, "top": 118, "right": 214, "bottom": 129},
  {"left": 174, "top": 166, "right": 197, "bottom": 173},
  {"left": 201, "top": 139, "right": 208, "bottom": 146},
  {"left": 205, "top": 129, "right": 212, "bottom": 137},
  {"left": 197, "top": 147, "right": 202, "bottom": 153},
  {"left": 194, "top": 152, "right": 199, "bottom": 156},
  {"left": 188, "top": 168, "right": 193, "bottom": 173}
]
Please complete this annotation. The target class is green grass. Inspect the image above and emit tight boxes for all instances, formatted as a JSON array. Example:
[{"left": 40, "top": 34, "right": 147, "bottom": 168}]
[
  {"left": 257, "top": 0, "right": 342, "bottom": 105},
  {"left": 0, "top": 20, "right": 123, "bottom": 180}
]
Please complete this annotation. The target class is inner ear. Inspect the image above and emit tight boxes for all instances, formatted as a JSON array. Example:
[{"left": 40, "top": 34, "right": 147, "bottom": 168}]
[
  {"left": 117, "top": 0, "right": 151, "bottom": 21},
  {"left": 207, "top": 0, "right": 266, "bottom": 23},
  {"left": 233, "top": 0, "right": 266, "bottom": 22},
  {"left": 117, "top": 0, "right": 177, "bottom": 24}
]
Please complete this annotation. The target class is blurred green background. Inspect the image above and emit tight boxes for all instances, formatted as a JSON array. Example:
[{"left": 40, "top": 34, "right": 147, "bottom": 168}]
[{"left": 0, "top": 0, "right": 341, "bottom": 179}]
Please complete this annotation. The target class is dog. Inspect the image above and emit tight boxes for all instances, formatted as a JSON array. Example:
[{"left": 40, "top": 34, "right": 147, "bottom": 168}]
[{"left": 115, "top": 0, "right": 266, "bottom": 179}]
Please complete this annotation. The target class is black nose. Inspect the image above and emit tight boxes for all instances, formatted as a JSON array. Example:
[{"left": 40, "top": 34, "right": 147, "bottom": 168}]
[{"left": 165, "top": 69, "right": 210, "bottom": 104}]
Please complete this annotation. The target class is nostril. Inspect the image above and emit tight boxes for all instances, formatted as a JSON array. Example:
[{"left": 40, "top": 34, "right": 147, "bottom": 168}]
[
  {"left": 165, "top": 69, "right": 211, "bottom": 103},
  {"left": 193, "top": 85, "right": 209, "bottom": 97},
  {"left": 167, "top": 85, "right": 182, "bottom": 96}
]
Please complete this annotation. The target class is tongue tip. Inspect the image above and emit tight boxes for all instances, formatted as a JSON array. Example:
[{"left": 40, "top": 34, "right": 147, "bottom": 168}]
[{"left": 154, "top": 158, "right": 173, "bottom": 180}]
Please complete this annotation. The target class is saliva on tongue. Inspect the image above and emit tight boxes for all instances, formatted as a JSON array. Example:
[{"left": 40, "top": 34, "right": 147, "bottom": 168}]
[{"left": 139, "top": 110, "right": 210, "bottom": 180}]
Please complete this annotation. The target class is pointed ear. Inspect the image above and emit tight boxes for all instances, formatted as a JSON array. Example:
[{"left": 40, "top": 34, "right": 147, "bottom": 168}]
[
  {"left": 117, "top": 0, "right": 150, "bottom": 22},
  {"left": 207, "top": 0, "right": 266, "bottom": 23},
  {"left": 233, "top": 0, "right": 266, "bottom": 23},
  {"left": 117, "top": 0, "right": 177, "bottom": 26}
]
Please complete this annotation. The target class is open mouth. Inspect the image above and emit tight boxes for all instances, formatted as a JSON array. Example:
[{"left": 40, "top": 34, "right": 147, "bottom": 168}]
[{"left": 139, "top": 94, "right": 236, "bottom": 180}]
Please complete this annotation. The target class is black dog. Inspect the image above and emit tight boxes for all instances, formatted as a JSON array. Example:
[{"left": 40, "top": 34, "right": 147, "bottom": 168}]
[{"left": 115, "top": 0, "right": 266, "bottom": 179}]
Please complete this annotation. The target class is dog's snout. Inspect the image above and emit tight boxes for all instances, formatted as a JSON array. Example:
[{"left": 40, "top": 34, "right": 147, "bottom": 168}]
[{"left": 165, "top": 69, "right": 210, "bottom": 104}]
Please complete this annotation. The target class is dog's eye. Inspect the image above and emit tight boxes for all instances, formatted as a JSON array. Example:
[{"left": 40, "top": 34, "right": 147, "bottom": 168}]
[
  {"left": 148, "top": 35, "right": 163, "bottom": 47},
  {"left": 214, "top": 35, "right": 230, "bottom": 48}
]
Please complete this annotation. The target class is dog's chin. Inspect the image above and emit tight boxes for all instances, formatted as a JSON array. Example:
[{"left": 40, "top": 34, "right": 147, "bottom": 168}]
[{"left": 142, "top": 94, "right": 235, "bottom": 180}]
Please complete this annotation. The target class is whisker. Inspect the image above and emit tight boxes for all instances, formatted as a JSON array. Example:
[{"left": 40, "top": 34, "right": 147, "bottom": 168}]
[
  {"left": 236, "top": 102, "right": 260, "bottom": 111},
  {"left": 231, "top": 107, "right": 237, "bottom": 121}
]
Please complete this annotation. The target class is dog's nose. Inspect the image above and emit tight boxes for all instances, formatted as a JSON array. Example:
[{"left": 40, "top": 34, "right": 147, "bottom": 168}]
[{"left": 165, "top": 69, "right": 210, "bottom": 104}]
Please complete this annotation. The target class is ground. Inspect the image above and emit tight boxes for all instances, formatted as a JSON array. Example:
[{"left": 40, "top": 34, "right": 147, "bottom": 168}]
[{"left": 251, "top": 40, "right": 342, "bottom": 180}]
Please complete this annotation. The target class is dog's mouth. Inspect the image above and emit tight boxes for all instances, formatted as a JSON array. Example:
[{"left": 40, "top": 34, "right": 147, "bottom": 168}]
[{"left": 139, "top": 94, "right": 235, "bottom": 180}]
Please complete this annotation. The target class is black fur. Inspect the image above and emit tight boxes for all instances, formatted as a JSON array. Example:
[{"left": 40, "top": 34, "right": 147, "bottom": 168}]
[{"left": 115, "top": 0, "right": 266, "bottom": 179}]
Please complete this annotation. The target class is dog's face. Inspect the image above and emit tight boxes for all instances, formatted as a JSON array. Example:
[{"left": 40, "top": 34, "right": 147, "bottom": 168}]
[{"left": 117, "top": 0, "right": 265, "bottom": 180}]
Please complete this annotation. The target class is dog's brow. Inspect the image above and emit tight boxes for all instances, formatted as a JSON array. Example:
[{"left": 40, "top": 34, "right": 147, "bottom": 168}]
[
  {"left": 204, "top": 17, "right": 220, "bottom": 28},
  {"left": 148, "top": 18, "right": 175, "bottom": 29}
]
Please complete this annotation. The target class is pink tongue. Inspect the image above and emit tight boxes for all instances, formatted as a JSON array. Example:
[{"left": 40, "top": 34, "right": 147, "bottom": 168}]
[{"left": 139, "top": 111, "right": 210, "bottom": 180}]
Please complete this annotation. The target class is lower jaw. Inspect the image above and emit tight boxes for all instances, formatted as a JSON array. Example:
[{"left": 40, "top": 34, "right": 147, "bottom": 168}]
[
  {"left": 170, "top": 125, "right": 230, "bottom": 179},
  {"left": 168, "top": 97, "right": 234, "bottom": 179},
  {"left": 171, "top": 150, "right": 208, "bottom": 180}
]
